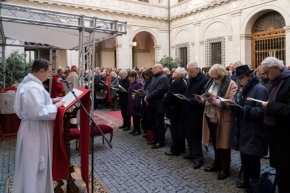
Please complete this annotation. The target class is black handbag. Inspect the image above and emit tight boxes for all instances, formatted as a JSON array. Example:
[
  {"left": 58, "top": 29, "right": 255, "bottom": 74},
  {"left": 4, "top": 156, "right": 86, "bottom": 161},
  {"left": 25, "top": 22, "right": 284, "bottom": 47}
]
[{"left": 249, "top": 172, "right": 276, "bottom": 193}]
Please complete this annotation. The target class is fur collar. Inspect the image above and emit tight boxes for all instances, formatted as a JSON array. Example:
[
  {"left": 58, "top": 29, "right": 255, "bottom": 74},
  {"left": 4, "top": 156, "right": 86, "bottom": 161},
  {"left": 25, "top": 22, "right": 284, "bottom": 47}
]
[
  {"left": 205, "top": 74, "right": 231, "bottom": 97},
  {"left": 242, "top": 75, "right": 260, "bottom": 96}
]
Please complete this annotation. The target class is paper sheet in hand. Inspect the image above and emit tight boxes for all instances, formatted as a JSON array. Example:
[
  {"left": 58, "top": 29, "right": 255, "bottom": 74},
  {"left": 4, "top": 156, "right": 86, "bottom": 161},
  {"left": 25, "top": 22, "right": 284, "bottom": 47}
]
[
  {"left": 61, "top": 88, "right": 83, "bottom": 107},
  {"left": 118, "top": 85, "right": 127, "bottom": 92},
  {"left": 193, "top": 92, "right": 216, "bottom": 100},
  {"left": 172, "top": 92, "right": 189, "bottom": 100},
  {"left": 133, "top": 89, "right": 145, "bottom": 95},
  {"left": 247, "top": 97, "right": 266, "bottom": 103},
  {"left": 218, "top": 96, "right": 243, "bottom": 108}
]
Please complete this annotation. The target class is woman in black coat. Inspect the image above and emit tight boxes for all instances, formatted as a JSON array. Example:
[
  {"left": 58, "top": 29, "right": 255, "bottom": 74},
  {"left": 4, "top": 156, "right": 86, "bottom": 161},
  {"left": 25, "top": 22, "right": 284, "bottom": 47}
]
[
  {"left": 232, "top": 65, "right": 269, "bottom": 192},
  {"left": 164, "top": 67, "right": 187, "bottom": 156}
]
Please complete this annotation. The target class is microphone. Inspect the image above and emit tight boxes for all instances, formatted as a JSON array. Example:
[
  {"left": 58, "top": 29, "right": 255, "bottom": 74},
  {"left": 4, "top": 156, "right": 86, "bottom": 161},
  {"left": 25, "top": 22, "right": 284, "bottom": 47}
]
[{"left": 57, "top": 78, "right": 72, "bottom": 84}]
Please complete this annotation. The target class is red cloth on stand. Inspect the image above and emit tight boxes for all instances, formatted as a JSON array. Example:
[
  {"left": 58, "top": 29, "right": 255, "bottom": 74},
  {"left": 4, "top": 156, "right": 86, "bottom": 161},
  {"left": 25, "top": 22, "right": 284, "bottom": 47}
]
[{"left": 52, "top": 88, "right": 90, "bottom": 193}]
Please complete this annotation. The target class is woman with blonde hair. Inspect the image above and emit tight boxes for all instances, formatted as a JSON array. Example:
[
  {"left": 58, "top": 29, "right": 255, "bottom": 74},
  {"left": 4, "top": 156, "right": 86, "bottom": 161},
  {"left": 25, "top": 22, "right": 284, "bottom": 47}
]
[{"left": 195, "top": 64, "right": 237, "bottom": 180}]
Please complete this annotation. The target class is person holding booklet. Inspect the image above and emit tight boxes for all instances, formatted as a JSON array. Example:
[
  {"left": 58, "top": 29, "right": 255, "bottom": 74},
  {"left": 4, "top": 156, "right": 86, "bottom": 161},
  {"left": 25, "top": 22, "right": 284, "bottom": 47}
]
[
  {"left": 231, "top": 65, "right": 269, "bottom": 193},
  {"left": 195, "top": 64, "right": 237, "bottom": 180},
  {"left": 260, "top": 57, "right": 290, "bottom": 192},
  {"left": 177, "top": 61, "right": 208, "bottom": 169}
]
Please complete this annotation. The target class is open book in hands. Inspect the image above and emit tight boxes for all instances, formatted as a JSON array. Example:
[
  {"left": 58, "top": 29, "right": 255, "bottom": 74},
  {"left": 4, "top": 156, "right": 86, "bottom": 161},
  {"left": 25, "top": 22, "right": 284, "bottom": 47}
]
[
  {"left": 118, "top": 85, "right": 127, "bottom": 92},
  {"left": 172, "top": 92, "right": 189, "bottom": 100},
  {"left": 218, "top": 96, "right": 243, "bottom": 108},
  {"left": 247, "top": 97, "right": 266, "bottom": 104},
  {"left": 61, "top": 88, "right": 83, "bottom": 107},
  {"left": 133, "top": 89, "right": 145, "bottom": 95},
  {"left": 193, "top": 92, "right": 216, "bottom": 101}
]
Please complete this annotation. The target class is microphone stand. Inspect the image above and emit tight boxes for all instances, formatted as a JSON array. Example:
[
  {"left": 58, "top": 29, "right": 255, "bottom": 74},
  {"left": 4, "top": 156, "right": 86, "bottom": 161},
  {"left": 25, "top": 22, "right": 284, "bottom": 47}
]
[{"left": 63, "top": 82, "right": 112, "bottom": 193}]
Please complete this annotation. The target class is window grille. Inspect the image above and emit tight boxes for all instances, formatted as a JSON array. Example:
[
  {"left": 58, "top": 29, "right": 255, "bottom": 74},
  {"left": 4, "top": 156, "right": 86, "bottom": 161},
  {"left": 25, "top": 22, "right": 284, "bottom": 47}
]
[
  {"left": 139, "top": 0, "right": 149, "bottom": 2},
  {"left": 179, "top": 47, "right": 187, "bottom": 67},
  {"left": 205, "top": 37, "right": 225, "bottom": 67}
]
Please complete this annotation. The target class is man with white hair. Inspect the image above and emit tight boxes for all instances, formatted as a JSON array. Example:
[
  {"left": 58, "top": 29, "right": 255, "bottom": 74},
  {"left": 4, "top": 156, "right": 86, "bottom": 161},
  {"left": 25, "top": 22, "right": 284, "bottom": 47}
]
[
  {"left": 260, "top": 57, "right": 290, "bottom": 192},
  {"left": 164, "top": 67, "right": 187, "bottom": 156},
  {"left": 178, "top": 61, "right": 209, "bottom": 169},
  {"left": 231, "top": 61, "right": 243, "bottom": 83},
  {"left": 145, "top": 64, "right": 169, "bottom": 149},
  {"left": 163, "top": 67, "right": 172, "bottom": 85},
  {"left": 118, "top": 70, "right": 130, "bottom": 131}
]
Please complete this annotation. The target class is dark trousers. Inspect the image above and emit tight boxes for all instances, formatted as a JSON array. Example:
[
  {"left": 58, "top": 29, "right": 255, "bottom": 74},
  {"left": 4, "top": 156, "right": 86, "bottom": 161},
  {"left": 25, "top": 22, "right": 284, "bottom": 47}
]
[
  {"left": 240, "top": 153, "right": 260, "bottom": 183},
  {"left": 112, "top": 97, "right": 118, "bottom": 109},
  {"left": 276, "top": 167, "right": 290, "bottom": 192},
  {"left": 151, "top": 112, "right": 166, "bottom": 145},
  {"left": 188, "top": 139, "right": 203, "bottom": 160},
  {"left": 142, "top": 119, "right": 152, "bottom": 133},
  {"left": 132, "top": 115, "right": 140, "bottom": 132},
  {"left": 170, "top": 118, "right": 185, "bottom": 153},
  {"left": 208, "top": 121, "right": 231, "bottom": 172},
  {"left": 120, "top": 105, "right": 130, "bottom": 127}
]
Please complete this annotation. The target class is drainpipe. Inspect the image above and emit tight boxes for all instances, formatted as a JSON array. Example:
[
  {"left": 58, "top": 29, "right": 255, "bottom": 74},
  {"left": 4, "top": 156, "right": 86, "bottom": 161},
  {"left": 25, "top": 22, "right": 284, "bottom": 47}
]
[{"left": 168, "top": 0, "right": 171, "bottom": 57}]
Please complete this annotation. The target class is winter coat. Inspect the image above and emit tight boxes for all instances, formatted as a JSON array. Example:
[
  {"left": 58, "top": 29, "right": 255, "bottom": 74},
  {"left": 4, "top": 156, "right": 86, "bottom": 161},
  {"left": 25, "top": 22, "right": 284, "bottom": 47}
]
[
  {"left": 178, "top": 71, "right": 209, "bottom": 141},
  {"left": 140, "top": 79, "right": 152, "bottom": 120},
  {"left": 110, "top": 77, "right": 119, "bottom": 98},
  {"left": 202, "top": 75, "right": 238, "bottom": 149},
  {"left": 232, "top": 76, "right": 269, "bottom": 156},
  {"left": 146, "top": 72, "right": 169, "bottom": 113},
  {"left": 266, "top": 76, "right": 290, "bottom": 171},
  {"left": 164, "top": 78, "right": 187, "bottom": 120},
  {"left": 127, "top": 79, "right": 142, "bottom": 116},
  {"left": 118, "top": 76, "right": 130, "bottom": 107}
]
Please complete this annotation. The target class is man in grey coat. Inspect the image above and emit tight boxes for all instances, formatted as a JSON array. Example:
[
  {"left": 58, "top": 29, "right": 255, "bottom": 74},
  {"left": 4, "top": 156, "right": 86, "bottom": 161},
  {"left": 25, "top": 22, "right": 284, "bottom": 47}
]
[{"left": 145, "top": 64, "right": 169, "bottom": 149}]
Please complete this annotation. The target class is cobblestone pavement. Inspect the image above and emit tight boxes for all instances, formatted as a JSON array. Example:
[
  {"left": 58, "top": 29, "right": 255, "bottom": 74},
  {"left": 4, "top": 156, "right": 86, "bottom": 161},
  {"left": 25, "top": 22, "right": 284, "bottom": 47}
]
[{"left": 0, "top": 117, "right": 276, "bottom": 193}]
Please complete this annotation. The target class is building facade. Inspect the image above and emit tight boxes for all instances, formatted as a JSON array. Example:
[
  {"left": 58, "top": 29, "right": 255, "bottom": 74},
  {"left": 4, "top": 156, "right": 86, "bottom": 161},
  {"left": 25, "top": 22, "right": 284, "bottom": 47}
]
[{"left": 6, "top": 0, "right": 290, "bottom": 69}]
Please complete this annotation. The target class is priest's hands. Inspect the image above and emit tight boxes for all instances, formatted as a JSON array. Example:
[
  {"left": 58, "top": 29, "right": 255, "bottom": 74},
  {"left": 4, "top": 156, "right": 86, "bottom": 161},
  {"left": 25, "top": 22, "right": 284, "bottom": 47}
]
[
  {"left": 55, "top": 100, "right": 65, "bottom": 108},
  {"left": 53, "top": 97, "right": 65, "bottom": 108},
  {"left": 53, "top": 97, "right": 63, "bottom": 104}
]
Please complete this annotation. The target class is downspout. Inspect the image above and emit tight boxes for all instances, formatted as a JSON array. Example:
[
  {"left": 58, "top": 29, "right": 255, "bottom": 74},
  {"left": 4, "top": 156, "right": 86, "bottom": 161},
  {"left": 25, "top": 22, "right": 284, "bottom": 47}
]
[{"left": 168, "top": 0, "right": 171, "bottom": 57}]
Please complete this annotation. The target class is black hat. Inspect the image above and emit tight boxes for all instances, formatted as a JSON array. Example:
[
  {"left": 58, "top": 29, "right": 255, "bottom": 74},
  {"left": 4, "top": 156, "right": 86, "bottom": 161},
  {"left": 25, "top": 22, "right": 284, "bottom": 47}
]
[{"left": 236, "top": 65, "right": 254, "bottom": 79}]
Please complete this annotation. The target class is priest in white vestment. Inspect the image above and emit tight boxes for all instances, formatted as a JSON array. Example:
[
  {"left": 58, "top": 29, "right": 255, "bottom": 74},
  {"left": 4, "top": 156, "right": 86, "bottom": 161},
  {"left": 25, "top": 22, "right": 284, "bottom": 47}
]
[{"left": 12, "top": 59, "right": 64, "bottom": 193}]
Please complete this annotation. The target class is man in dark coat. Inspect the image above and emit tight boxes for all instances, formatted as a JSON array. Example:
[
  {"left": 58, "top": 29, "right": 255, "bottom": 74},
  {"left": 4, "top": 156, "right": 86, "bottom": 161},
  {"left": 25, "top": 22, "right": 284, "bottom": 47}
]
[
  {"left": 118, "top": 70, "right": 130, "bottom": 131},
  {"left": 231, "top": 61, "right": 242, "bottom": 83},
  {"left": 178, "top": 61, "right": 209, "bottom": 169},
  {"left": 260, "top": 57, "right": 290, "bottom": 192},
  {"left": 232, "top": 65, "right": 269, "bottom": 192},
  {"left": 164, "top": 67, "right": 187, "bottom": 156},
  {"left": 93, "top": 67, "right": 105, "bottom": 109},
  {"left": 145, "top": 64, "right": 169, "bottom": 149}
]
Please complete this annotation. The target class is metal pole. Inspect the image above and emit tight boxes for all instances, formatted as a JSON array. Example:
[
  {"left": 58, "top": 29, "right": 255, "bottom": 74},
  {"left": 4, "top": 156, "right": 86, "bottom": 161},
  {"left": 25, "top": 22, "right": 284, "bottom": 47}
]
[
  {"left": 168, "top": 0, "right": 171, "bottom": 57},
  {"left": 2, "top": 46, "right": 6, "bottom": 88}
]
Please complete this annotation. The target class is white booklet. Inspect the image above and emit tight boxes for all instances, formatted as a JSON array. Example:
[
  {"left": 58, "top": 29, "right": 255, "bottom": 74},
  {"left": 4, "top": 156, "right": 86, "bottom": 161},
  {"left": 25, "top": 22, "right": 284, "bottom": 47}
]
[
  {"left": 61, "top": 88, "right": 83, "bottom": 107},
  {"left": 172, "top": 92, "right": 189, "bottom": 100},
  {"left": 247, "top": 97, "right": 266, "bottom": 104},
  {"left": 118, "top": 85, "right": 127, "bottom": 92},
  {"left": 218, "top": 96, "right": 243, "bottom": 108},
  {"left": 193, "top": 92, "right": 216, "bottom": 100}
]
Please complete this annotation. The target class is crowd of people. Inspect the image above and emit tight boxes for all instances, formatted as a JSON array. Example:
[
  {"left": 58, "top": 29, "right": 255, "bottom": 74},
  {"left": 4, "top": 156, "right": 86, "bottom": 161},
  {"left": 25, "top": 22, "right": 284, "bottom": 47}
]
[
  {"left": 47, "top": 57, "right": 290, "bottom": 192},
  {"left": 90, "top": 58, "right": 290, "bottom": 193}
]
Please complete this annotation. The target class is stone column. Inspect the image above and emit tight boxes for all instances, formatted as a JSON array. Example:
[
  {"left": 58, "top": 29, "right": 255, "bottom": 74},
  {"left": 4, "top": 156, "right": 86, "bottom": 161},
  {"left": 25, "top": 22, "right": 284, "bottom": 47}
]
[
  {"left": 240, "top": 34, "right": 252, "bottom": 64},
  {"left": 199, "top": 40, "right": 205, "bottom": 68},
  {"left": 193, "top": 21, "right": 201, "bottom": 64},
  {"left": 154, "top": 45, "right": 161, "bottom": 64},
  {"left": 115, "top": 43, "right": 122, "bottom": 69},
  {"left": 284, "top": 26, "right": 290, "bottom": 65},
  {"left": 231, "top": 10, "right": 241, "bottom": 63}
]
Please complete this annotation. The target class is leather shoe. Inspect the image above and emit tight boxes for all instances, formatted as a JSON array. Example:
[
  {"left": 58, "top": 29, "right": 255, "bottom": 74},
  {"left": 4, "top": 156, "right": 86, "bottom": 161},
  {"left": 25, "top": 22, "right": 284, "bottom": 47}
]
[
  {"left": 193, "top": 160, "right": 203, "bottom": 169},
  {"left": 165, "top": 151, "right": 180, "bottom": 156},
  {"left": 204, "top": 164, "right": 218, "bottom": 172},
  {"left": 244, "top": 188, "right": 253, "bottom": 193},
  {"left": 143, "top": 134, "right": 148, "bottom": 138},
  {"left": 183, "top": 154, "right": 194, "bottom": 160},
  {"left": 133, "top": 131, "right": 141, "bottom": 136},
  {"left": 217, "top": 171, "right": 230, "bottom": 180},
  {"left": 236, "top": 181, "right": 249, "bottom": 189},
  {"left": 119, "top": 125, "right": 125, "bottom": 129},
  {"left": 129, "top": 130, "right": 135, "bottom": 134},
  {"left": 151, "top": 143, "right": 165, "bottom": 149},
  {"left": 123, "top": 127, "right": 130, "bottom": 131},
  {"left": 147, "top": 141, "right": 157, "bottom": 145}
]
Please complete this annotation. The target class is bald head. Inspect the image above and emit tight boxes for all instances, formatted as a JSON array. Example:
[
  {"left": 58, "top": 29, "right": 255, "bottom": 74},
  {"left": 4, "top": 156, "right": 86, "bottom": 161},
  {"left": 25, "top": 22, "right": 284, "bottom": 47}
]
[{"left": 153, "top": 63, "right": 163, "bottom": 75}]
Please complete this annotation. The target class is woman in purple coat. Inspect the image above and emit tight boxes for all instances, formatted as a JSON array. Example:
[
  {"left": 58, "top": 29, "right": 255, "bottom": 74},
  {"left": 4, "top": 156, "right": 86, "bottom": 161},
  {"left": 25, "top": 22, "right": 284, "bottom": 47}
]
[{"left": 127, "top": 71, "right": 142, "bottom": 135}]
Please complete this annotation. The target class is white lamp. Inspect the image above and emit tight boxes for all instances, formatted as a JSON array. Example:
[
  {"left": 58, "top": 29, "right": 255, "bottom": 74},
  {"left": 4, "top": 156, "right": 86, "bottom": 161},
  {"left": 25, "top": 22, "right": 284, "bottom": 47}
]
[{"left": 132, "top": 41, "right": 137, "bottom": 46}]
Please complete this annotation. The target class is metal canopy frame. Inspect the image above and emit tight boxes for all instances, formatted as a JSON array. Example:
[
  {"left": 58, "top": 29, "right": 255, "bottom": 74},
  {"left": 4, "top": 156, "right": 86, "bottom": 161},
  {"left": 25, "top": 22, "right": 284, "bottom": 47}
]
[
  {"left": 0, "top": 3, "right": 127, "bottom": 192},
  {"left": 0, "top": 2, "right": 127, "bottom": 105}
]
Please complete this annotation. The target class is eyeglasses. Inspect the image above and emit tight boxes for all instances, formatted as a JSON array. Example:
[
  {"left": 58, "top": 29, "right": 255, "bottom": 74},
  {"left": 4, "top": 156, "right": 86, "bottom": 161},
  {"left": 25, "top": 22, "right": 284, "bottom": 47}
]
[
  {"left": 261, "top": 66, "right": 274, "bottom": 75},
  {"left": 211, "top": 75, "right": 221, "bottom": 80}
]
